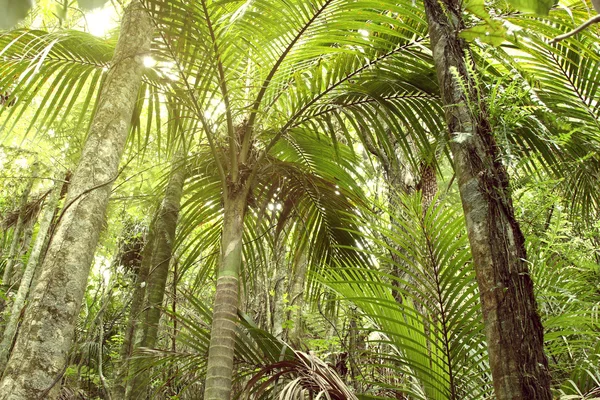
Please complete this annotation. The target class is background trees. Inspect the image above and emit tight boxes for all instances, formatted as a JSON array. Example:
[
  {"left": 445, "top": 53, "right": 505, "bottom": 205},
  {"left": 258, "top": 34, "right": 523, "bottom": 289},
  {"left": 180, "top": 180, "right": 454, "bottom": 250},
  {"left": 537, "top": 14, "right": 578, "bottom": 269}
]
[{"left": 0, "top": 0, "right": 598, "bottom": 399}]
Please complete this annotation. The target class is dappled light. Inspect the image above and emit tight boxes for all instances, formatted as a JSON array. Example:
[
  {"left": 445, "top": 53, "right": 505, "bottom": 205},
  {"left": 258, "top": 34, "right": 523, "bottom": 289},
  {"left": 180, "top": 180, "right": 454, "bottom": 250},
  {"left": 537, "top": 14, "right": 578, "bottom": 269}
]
[{"left": 0, "top": 0, "right": 599, "bottom": 399}]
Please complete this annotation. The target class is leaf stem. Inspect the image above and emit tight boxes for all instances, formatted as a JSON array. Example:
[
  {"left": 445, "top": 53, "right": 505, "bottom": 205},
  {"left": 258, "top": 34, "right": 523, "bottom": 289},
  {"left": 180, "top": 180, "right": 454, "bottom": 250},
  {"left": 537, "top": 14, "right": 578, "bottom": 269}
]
[{"left": 550, "top": 15, "right": 600, "bottom": 43}]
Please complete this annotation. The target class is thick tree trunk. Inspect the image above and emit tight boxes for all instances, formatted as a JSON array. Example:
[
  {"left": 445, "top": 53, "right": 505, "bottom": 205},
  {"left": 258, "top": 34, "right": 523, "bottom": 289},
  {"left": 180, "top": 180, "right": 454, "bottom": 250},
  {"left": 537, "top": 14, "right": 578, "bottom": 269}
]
[
  {"left": 2, "top": 161, "right": 38, "bottom": 288},
  {"left": 203, "top": 192, "right": 246, "bottom": 400},
  {"left": 422, "top": 0, "right": 552, "bottom": 398},
  {"left": 127, "top": 151, "right": 187, "bottom": 400},
  {"left": 0, "top": 3, "right": 152, "bottom": 398},
  {"left": 0, "top": 173, "right": 65, "bottom": 372}
]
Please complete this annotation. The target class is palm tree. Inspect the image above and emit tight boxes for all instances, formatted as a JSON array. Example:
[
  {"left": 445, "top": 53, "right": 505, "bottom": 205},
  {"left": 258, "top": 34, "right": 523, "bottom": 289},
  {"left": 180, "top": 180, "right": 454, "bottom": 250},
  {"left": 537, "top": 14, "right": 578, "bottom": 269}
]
[
  {"left": 140, "top": 0, "right": 445, "bottom": 396},
  {"left": 0, "top": 0, "right": 598, "bottom": 398},
  {"left": 126, "top": 144, "right": 188, "bottom": 399},
  {"left": 322, "top": 193, "right": 490, "bottom": 399}
]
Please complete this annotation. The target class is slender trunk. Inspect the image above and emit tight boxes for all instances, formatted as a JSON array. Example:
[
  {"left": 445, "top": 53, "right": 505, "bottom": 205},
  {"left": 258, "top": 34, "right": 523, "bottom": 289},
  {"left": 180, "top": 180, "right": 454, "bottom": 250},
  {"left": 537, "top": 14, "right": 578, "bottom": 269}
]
[
  {"left": 168, "top": 253, "right": 179, "bottom": 395},
  {"left": 422, "top": 0, "right": 552, "bottom": 398},
  {"left": 287, "top": 246, "right": 307, "bottom": 345},
  {"left": 419, "top": 162, "right": 437, "bottom": 212},
  {"left": 204, "top": 193, "right": 246, "bottom": 400},
  {"left": 9, "top": 218, "right": 35, "bottom": 288},
  {"left": 112, "top": 221, "right": 154, "bottom": 399},
  {"left": 347, "top": 307, "right": 364, "bottom": 392},
  {"left": 127, "top": 151, "right": 187, "bottom": 399},
  {"left": 97, "top": 281, "right": 111, "bottom": 400},
  {"left": 0, "top": 173, "right": 65, "bottom": 372},
  {"left": 0, "top": 3, "right": 152, "bottom": 398},
  {"left": 30, "top": 174, "right": 70, "bottom": 291},
  {"left": 271, "top": 236, "right": 286, "bottom": 339},
  {"left": 0, "top": 231, "right": 7, "bottom": 261},
  {"left": 2, "top": 161, "right": 38, "bottom": 287},
  {"left": 386, "top": 163, "right": 414, "bottom": 303}
]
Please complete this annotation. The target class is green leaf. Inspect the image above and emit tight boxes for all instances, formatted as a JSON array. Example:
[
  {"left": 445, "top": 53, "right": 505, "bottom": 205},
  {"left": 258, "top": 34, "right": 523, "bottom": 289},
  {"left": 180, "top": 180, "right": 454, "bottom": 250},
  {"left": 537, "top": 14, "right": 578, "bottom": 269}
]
[
  {"left": 461, "top": 20, "right": 507, "bottom": 46},
  {"left": 507, "top": 0, "right": 554, "bottom": 15},
  {"left": 464, "top": 0, "right": 492, "bottom": 21}
]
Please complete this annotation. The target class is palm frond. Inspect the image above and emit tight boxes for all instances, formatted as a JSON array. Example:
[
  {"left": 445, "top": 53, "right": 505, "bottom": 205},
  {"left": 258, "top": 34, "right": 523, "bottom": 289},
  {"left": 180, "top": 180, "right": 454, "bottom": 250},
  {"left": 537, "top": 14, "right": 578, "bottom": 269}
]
[{"left": 319, "top": 193, "right": 490, "bottom": 399}]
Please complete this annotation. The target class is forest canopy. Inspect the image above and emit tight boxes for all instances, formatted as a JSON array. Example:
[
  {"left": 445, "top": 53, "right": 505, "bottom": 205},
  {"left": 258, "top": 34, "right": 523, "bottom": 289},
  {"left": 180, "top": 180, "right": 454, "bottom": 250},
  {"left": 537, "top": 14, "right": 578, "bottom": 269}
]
[{"left": 0, "top": 0, "right": 599, "bottom": 399}]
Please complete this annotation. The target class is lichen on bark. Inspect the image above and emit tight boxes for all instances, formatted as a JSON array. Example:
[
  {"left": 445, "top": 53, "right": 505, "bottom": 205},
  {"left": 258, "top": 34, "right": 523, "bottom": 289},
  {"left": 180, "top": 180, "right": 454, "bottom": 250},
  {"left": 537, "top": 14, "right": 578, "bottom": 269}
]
[
  {"left": 422, "top": 0, "right": 552, "bottom": 398},
  {"left": 0, "top": 2, "right": 153, "bottom": 399}
]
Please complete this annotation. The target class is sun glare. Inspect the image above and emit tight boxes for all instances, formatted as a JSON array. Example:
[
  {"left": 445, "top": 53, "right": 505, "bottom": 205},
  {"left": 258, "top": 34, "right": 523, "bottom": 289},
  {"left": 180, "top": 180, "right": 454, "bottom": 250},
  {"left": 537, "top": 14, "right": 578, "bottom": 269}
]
[
  {"left": 86, "top": 6, "right": 118, "bottom": 37},
  {"left": 143, "top": 56, "right": 157, "bottom": 68}
]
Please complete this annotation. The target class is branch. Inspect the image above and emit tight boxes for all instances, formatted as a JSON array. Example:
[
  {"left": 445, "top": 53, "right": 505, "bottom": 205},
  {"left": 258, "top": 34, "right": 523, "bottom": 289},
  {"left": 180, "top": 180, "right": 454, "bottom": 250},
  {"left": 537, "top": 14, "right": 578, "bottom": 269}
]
[{"left": 550, "top": 15, "right": 600, "bottom": 43}]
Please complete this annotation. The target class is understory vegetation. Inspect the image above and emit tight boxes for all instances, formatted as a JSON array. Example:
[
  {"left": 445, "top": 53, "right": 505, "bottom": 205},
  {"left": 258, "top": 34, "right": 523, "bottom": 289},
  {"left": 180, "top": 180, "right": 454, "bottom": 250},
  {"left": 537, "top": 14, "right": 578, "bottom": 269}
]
[{"left": 0, "top": 0, "right": 599, "bottom": 399}]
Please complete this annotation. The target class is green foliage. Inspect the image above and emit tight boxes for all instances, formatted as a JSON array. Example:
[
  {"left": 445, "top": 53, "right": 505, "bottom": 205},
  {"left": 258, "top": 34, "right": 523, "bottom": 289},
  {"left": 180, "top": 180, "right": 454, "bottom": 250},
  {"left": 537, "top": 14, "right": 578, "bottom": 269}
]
[
  {"left": 320, "top": 194, "right": 490, "bottom": 399},
  {"left": 508, "top": 0, "right": 555, "bottom": 15},
  {"left": 1, "top": 1, "right": 599, "bottom": 399}
]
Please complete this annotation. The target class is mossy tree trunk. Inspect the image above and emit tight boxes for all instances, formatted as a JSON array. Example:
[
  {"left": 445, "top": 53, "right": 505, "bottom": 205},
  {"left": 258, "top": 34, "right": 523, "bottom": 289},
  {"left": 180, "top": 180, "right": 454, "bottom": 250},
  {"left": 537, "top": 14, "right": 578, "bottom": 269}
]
[
  {"left": 422, "top": 0, "right": 552, "bottom": 398},
  {"left": 1, "top": 161, "right": 39, "bottom": 289},
  {"left": 0, "top": 3, "right": 152, "bottom": 398},
  {"left": 0, "top": 172, "right": 65, "bottom": 372},
  {"left": 112, "top": 217, "right": 155, "bottom": 399},
  {"left": 127, "top": 150, "right": 187, "bottom": 400}
]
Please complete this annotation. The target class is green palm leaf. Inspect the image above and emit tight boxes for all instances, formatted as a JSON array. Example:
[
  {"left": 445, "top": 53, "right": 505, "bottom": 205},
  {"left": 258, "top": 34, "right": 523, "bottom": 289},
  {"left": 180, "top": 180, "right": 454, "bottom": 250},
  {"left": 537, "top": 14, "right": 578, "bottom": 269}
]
[{"left": 320, "top": 194, "right": 490, "bottom": 399}]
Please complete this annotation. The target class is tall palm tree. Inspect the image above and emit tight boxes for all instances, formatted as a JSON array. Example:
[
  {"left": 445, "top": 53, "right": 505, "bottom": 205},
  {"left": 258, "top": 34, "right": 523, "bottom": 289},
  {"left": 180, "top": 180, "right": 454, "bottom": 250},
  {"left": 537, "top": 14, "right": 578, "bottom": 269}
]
[
  {"left": 0, "top": 0, "right": 598, "bottom": 398},
  {"left": 121, "top": 143, "right": 189, "bottom": 399},
  {"left": 140, "top": 0, "right": 443, "bottom": 397},
  {"left": 322, "top": 193, "right": 489, "bottom": 399}
]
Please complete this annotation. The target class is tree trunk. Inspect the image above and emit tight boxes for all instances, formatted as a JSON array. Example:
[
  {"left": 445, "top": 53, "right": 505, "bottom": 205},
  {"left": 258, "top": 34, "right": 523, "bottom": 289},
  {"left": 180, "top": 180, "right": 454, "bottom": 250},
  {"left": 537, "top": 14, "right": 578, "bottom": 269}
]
[
  {"left": 113, "top": 219, "right": 155, "bottom": 399},
  {"left": 128, "top": 150, "right": 187, "bottom": 400},
  {"left": 271, "top": 235, "right": 286, "bottom": 339},
  {"left": 422, "top": 0, "right": 552, "bottom": 398},
  {"left": 2, "top": 161, "right": 38, "bottom": 288},
  {"left": 419, "top": 162, "right": 437, "bottom": 212},
  {"left": 0, "top": 173, "right": 65, "bottom": 372},
  {"left": 9, "top": 217, "right": 35, "bottom": 288},
  {"left": 287, "top": 244, "right": 307, "bottom": 346},
  {"left": 0, "top": 3, "right": 152, "bottom": 398},
  {"left": 203, "top": 192, "right": 246, "bottom": 400}
]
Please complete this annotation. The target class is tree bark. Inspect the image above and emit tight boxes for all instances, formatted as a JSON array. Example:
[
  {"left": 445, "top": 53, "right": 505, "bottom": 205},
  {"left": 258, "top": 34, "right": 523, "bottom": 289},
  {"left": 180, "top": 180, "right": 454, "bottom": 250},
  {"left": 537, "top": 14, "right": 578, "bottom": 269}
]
[
  {"left": 0, "top": 173, "right": 65, "bottom": 372},
  {"left": 422, "top": 0, "right": 552, "bottom": 398},
  {"left": 113, "top": 218, "right": 155, "bottom": 399},
  {"left": 1, "top": 161, "right": 38, "bottom": 288},
  {"left": 127, "top": 150, "right": 187, "bottom": 400},
  {"left": 9, "top": 216, "right": 35, "bottom": 288},
  {"left": 270, "top": 234, "right": 286, "bottom": 339},
  {"left": 0, "top": 3, "right": 152, "bottom": 398},
  {"left": 419, "top": 162, "right": 437, "bottom": 212},
  {"left": 203, "top": 192, "right": 246, "bottom": 400},
  {"left": 287, "top": 244, "right": 307, "bottom": 346}
]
